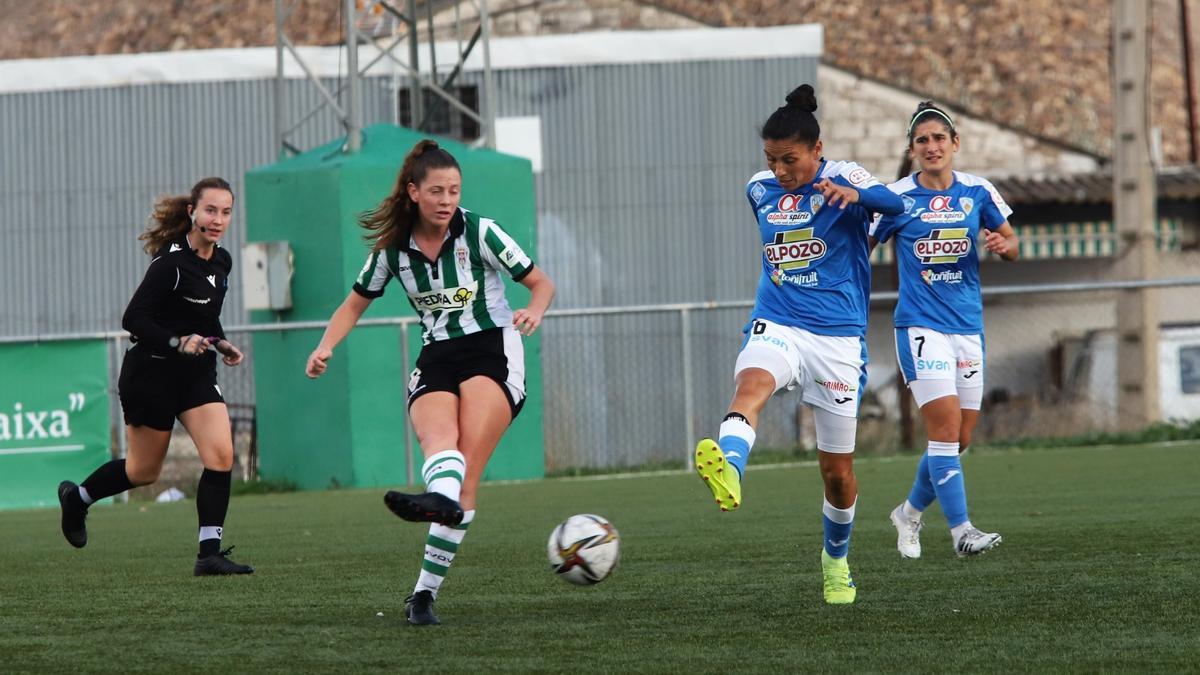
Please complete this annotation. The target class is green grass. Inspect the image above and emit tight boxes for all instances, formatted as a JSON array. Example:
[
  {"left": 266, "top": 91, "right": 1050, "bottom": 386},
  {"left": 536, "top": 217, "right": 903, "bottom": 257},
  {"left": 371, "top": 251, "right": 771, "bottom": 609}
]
[{"left": 3, "top": 444, "right": 1198, "bottom": 673}]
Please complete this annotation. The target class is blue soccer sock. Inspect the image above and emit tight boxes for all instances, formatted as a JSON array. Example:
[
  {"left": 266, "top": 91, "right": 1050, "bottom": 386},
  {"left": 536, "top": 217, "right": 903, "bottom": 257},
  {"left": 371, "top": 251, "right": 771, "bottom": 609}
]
[
  {"left": 906, "top": 452, "right": 936, "bottom": 513},
  {"left": 718, "top": 413, "right": 755, "bottom": 479},
  {"left": 926, "top": 441, "right": 968, "bottom": 528},
  {"left": 822, "top": 497, "right": 856, "bottom": 559}
]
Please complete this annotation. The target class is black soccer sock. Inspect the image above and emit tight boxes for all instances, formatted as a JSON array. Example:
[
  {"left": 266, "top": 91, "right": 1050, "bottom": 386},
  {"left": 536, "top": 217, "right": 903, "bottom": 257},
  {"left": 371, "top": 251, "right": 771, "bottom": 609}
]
[
  {"left": 80, "top": 460, "right": 135, "bottom": 504},
  {"left": 196, "top": 469, "right": 232, "bottom": 557}
]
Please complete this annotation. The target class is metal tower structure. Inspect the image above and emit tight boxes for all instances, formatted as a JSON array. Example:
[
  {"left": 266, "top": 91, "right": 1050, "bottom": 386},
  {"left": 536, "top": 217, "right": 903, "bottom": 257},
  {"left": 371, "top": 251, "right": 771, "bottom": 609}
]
[{"left": 273, "top": 0, "right": 496, "bottom": 157}]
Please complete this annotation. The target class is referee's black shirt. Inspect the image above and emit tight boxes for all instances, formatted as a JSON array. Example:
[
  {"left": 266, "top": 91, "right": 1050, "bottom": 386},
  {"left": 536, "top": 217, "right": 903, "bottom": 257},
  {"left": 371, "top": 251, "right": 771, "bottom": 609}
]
[{"left": 122, "top": 234, "right": 232, "bottom": 355}]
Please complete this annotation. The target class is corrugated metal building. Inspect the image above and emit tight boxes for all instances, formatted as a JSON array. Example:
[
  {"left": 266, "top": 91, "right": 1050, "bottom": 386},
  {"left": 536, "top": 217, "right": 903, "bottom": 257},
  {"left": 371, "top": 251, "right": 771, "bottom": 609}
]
[{"left": 0, "top": 26, "right": 824, "bottom": 468}]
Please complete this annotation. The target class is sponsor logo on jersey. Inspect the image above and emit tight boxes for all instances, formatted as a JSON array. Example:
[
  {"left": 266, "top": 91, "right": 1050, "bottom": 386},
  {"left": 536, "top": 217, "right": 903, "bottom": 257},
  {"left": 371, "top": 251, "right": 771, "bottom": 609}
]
[
  {"left": 815, "top": 377, "right": 857, "bottom": 393},
  {"left": 767, "top": 194, "right": 814, "bottom": 225},
  {"left": 183, "top": 296, "right": 211, "bottom": 304},
  {"left": 920, "top": 269, "right": 965, "bottom": 285},
  {"left": 769, "top": 268, "right": 819, "bottom": 288},
  {"left": 957, "top": 358, "right": 982, "bottom": 369},
  {"left": 408, "top": 282, "right": 478, "bottom": 311},
  {"left": 749, "top": 181, "right": 767, "bottom": 205},
  {"left": 498, "top": 246, "right": 521, "bottom": 268},
  {"left": 765, "top": 228, "right": 827, "bottom": 270},
  {"left": 206, "top": 274, "right": 216, "bottom": 287},
  {"left": 914, "top": 228, "right": 971, "bottom": 263},
  {"left": 169, "top": 244, "right": 182, "bottom": 253},
  {"left": 919, "top": 195, "right": 966, "bottom": 223}
]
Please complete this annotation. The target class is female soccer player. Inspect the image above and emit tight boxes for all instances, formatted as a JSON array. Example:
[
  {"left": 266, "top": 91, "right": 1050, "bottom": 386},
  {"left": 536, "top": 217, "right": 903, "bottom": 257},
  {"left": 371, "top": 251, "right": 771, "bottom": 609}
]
[
  {"left": 305, "top": 140, "right": 555, "bottom": 625},
  {"left": 58, "top": 177, "right": 252, "bottom": 576},
  {"left": 694, "top": 84, "right": 904, "bottom": 604},
  {"left": 869, "top": 102, "right": 1019, "bottom": 558}
]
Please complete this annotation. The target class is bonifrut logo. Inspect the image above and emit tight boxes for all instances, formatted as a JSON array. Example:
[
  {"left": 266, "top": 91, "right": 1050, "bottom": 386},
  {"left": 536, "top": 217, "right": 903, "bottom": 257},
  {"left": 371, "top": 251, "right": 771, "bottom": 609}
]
[
  {"left": 914, "top": 228, "right": 972, "bottom": 263},
  {"left": 920, "top": 269, "right": 965, "bottom": 285},
  {"left": 764, "top": 228, "right": 827, "bottom": 270}
]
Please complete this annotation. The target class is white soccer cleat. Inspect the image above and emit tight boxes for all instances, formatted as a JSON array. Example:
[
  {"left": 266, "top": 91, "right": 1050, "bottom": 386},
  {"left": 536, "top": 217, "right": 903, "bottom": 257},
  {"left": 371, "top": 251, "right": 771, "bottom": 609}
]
[
  {"left": 889, "top": 503, "right": 922, "bottom": 559},
  {"left": 954, "top": 526, "right": 1001, "bottom": 557}
]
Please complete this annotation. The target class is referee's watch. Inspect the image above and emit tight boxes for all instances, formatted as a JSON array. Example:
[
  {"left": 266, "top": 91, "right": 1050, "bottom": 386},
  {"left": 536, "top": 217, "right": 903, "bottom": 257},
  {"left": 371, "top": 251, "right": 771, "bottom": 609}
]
[{"left": 169, "top": 336, "right": 182, "bottom": 350}]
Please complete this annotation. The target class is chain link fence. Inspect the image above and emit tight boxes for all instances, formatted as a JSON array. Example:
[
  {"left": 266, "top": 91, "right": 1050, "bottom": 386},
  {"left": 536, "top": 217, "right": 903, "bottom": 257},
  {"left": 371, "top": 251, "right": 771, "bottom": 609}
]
[{"left": 7, "top": 277, "right": 1200, "bottom": 484}]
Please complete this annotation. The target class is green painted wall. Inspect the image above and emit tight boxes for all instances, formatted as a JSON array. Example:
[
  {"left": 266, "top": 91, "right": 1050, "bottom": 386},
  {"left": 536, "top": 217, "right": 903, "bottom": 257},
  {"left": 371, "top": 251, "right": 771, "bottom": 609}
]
[{"left": 245, "top": 125, "right": 542, "bottom": 490}]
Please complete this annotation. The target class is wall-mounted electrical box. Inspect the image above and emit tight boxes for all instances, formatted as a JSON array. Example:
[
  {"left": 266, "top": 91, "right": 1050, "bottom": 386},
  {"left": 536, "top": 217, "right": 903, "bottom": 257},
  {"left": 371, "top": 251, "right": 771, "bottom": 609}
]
[{"left": 242, "top": 241, "right": 294, "bottom": 311}]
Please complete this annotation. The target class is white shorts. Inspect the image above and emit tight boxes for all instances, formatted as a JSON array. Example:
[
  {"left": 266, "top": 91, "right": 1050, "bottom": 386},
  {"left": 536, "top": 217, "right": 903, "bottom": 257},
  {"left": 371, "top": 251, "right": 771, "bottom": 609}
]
[
  {"left": 894, "top": 327, "right": 984, "bottom": 409},
  {"left": 735, "top": 319, "right": 867, "bottom": 418}
]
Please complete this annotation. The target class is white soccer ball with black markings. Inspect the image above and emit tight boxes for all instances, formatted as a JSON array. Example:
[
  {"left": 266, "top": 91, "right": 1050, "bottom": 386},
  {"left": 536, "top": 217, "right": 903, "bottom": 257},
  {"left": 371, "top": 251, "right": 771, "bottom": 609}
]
[{"left": 547, "top": 514, "right": 620, "bottom": 585}]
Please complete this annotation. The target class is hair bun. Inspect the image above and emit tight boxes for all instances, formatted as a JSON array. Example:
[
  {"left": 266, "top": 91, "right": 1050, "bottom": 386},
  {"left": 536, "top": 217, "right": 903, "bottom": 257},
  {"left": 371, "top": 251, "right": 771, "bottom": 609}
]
[
  {"left": 785, "top": 84, "right": 818, "bottom": 113},
  {"left": 415, "top": 139, "right": 440, "bottom": 156}
]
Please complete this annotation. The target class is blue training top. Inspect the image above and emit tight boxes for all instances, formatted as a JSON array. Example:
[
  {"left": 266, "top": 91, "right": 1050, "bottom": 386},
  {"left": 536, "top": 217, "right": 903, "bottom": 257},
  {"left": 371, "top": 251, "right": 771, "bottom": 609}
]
[
  {"left": 746, "top": 159, "right": 905, "bottom": 336},
  {"left": 870, "top": 170, "right": 1013, "bottom": 334}
]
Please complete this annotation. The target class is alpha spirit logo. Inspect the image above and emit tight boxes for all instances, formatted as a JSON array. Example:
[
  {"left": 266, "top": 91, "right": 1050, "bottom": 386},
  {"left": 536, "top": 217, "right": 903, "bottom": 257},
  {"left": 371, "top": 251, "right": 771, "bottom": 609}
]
[
  {"left": 919, "top": 195, "right": 966, "bottom": 223},
  {"left": 767, "top": 194, "right": 814, "bottom": 225},
  {"left": 765, "top": 228, "right": 827, "bottom": 271},
  {"left": 914, "top": 228, "right": 972, "bottom": 263}
]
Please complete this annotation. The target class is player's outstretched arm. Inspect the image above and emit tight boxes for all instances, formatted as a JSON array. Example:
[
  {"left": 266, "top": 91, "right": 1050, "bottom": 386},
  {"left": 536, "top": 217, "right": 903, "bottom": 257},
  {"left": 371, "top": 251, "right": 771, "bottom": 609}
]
[
  {"left": 512, "top": 266, "right": 555, "bottom": 337},
  {"left": 306, "top": 291, "right": 373, "bottom": 378}
]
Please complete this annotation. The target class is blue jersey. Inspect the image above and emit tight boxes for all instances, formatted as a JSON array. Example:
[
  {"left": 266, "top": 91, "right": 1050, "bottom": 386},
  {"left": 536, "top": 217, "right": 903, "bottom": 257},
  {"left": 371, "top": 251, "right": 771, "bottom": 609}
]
[
  {"left": 870, "top": 171, "right": 1012, "bottom": 334},
  {"left": 746, "top": 160, "right": 905, "bottom": 336}
]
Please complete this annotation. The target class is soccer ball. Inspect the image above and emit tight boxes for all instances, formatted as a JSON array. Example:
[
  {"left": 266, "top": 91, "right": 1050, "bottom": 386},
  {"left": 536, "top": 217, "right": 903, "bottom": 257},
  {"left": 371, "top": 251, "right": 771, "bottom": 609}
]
[{"left": 547, "top": 514, "right": 620, "bottom": 585}]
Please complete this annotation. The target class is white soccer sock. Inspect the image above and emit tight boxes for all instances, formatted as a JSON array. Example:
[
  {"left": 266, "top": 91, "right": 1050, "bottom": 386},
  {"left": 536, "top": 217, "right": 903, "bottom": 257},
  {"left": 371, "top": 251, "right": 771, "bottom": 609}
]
[
  {"left": 414, "top": 509, "right": 475, "bottom": 598},
  {"left": 78, "top": 486, "right": 94, "bottom": 506},
  {"left": 902, "top": 500, "right": 924, "bottom": 520},
  {"left": 422, "top": 449, "right": 466, "bottom": 501},
  {"left": 951, "top": 520, "right": 973, "bottom": 543}
]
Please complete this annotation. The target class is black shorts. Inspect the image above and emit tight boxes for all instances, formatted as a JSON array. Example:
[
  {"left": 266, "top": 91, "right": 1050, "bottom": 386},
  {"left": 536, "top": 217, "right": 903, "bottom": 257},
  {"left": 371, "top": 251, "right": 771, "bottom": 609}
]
[
  {"left": 118, "top": 346, "right": 225, "bottom": 431},
  {"left": 408, "top": 327, "right": 526, "bottom": 419}
]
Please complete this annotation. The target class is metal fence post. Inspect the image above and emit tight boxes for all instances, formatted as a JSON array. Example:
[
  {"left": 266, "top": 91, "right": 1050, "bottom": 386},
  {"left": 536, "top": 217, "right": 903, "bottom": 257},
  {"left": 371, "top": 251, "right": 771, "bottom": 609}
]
[
  {"left": 109, "top": 334, "right": 129, "bottom": 503},
  {"left": 681, "top": 308, "right": 695, "bottom": 471},
  {"left": 401, "top": 321, "right": 415, "bottom": 486}
]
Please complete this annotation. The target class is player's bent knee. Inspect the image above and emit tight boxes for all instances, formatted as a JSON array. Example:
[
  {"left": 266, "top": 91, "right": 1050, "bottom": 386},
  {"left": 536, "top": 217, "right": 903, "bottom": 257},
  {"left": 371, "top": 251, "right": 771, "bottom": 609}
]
[{"left": 126, "top": 466, "right": 160, "bottom": 486}]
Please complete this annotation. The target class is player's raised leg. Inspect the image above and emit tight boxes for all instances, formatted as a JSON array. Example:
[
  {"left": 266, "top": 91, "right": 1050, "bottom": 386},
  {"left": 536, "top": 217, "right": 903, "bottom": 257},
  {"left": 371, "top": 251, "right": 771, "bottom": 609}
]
[{"left": 697, "top": 320, "right": 797, "bottom": 511}]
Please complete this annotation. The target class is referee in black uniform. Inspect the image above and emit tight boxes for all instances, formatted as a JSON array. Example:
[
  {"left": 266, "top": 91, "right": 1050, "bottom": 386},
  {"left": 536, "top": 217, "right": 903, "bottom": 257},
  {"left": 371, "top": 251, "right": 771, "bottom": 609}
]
[{"left": 58, "top": 177, "right": 253, "bottom": 576}]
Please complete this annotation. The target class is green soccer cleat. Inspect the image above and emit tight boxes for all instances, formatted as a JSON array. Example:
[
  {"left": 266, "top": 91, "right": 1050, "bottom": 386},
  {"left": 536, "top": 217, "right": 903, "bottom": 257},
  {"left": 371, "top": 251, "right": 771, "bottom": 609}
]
[
  {"left": 694, "top": 439, "right": 741, "bottom": 511},
  {"left": 821, "top": 549, "right": 857, "bottom": 605}
]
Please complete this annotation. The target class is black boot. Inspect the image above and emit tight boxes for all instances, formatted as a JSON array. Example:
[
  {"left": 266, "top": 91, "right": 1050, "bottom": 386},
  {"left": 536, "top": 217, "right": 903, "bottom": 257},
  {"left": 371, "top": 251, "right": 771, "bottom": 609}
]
[
  {"left": 404, "top": 590, "right": 440, "bottom": 625},
  {"left": 384, "top": 491, "right": 464, "bottom": 526},
  {"left": 194, "top": 546, "right": 254, "bottom": 576},
  {"left": 57, "top": 481, "right": 89, "bottom": 549}
]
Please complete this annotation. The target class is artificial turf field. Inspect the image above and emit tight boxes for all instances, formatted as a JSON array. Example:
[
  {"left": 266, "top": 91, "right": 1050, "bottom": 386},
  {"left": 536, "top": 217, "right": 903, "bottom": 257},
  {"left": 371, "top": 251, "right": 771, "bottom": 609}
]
[{"left": 2, "top": 443, "right": 1197, "bottom": 674}]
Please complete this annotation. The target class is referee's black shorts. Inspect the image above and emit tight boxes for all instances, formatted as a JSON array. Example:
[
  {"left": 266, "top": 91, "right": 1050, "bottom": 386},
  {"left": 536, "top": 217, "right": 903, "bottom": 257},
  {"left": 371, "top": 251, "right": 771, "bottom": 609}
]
[
  {"left": 118, "top": 346, "right": 225, "bottom": 431},
  {"left": 408, "top": 326, "right": 527, "bottom": 419}
]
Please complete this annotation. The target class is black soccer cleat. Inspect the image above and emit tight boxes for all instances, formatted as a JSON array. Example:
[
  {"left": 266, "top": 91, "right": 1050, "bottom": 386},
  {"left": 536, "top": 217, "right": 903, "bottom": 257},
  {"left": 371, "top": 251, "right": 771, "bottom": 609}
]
[
  {"left": 58, "top": 480, "right": 89, "bottom": 549},
  {"left": 404, "top": 590, "right": 440, "bottom": 626},
  {"left": 383, "top": 491, "right": 464, "bottom": 526},
  {"left": 194, "top": 546, "right": 255, "bottom": 576}
]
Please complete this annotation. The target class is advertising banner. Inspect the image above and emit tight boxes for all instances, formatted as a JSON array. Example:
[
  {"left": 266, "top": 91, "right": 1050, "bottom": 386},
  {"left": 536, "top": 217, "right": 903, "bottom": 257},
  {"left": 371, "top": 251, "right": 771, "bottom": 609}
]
[{"left": 1, "top": 341, "right": 111, "bottom": 510}]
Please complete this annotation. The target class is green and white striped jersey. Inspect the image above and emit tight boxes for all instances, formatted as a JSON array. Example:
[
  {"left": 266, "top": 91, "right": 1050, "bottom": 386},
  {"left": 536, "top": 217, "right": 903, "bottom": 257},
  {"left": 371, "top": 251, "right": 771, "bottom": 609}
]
[{"left": 353, "top": 208, "right": 534, "bottom": 343}]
